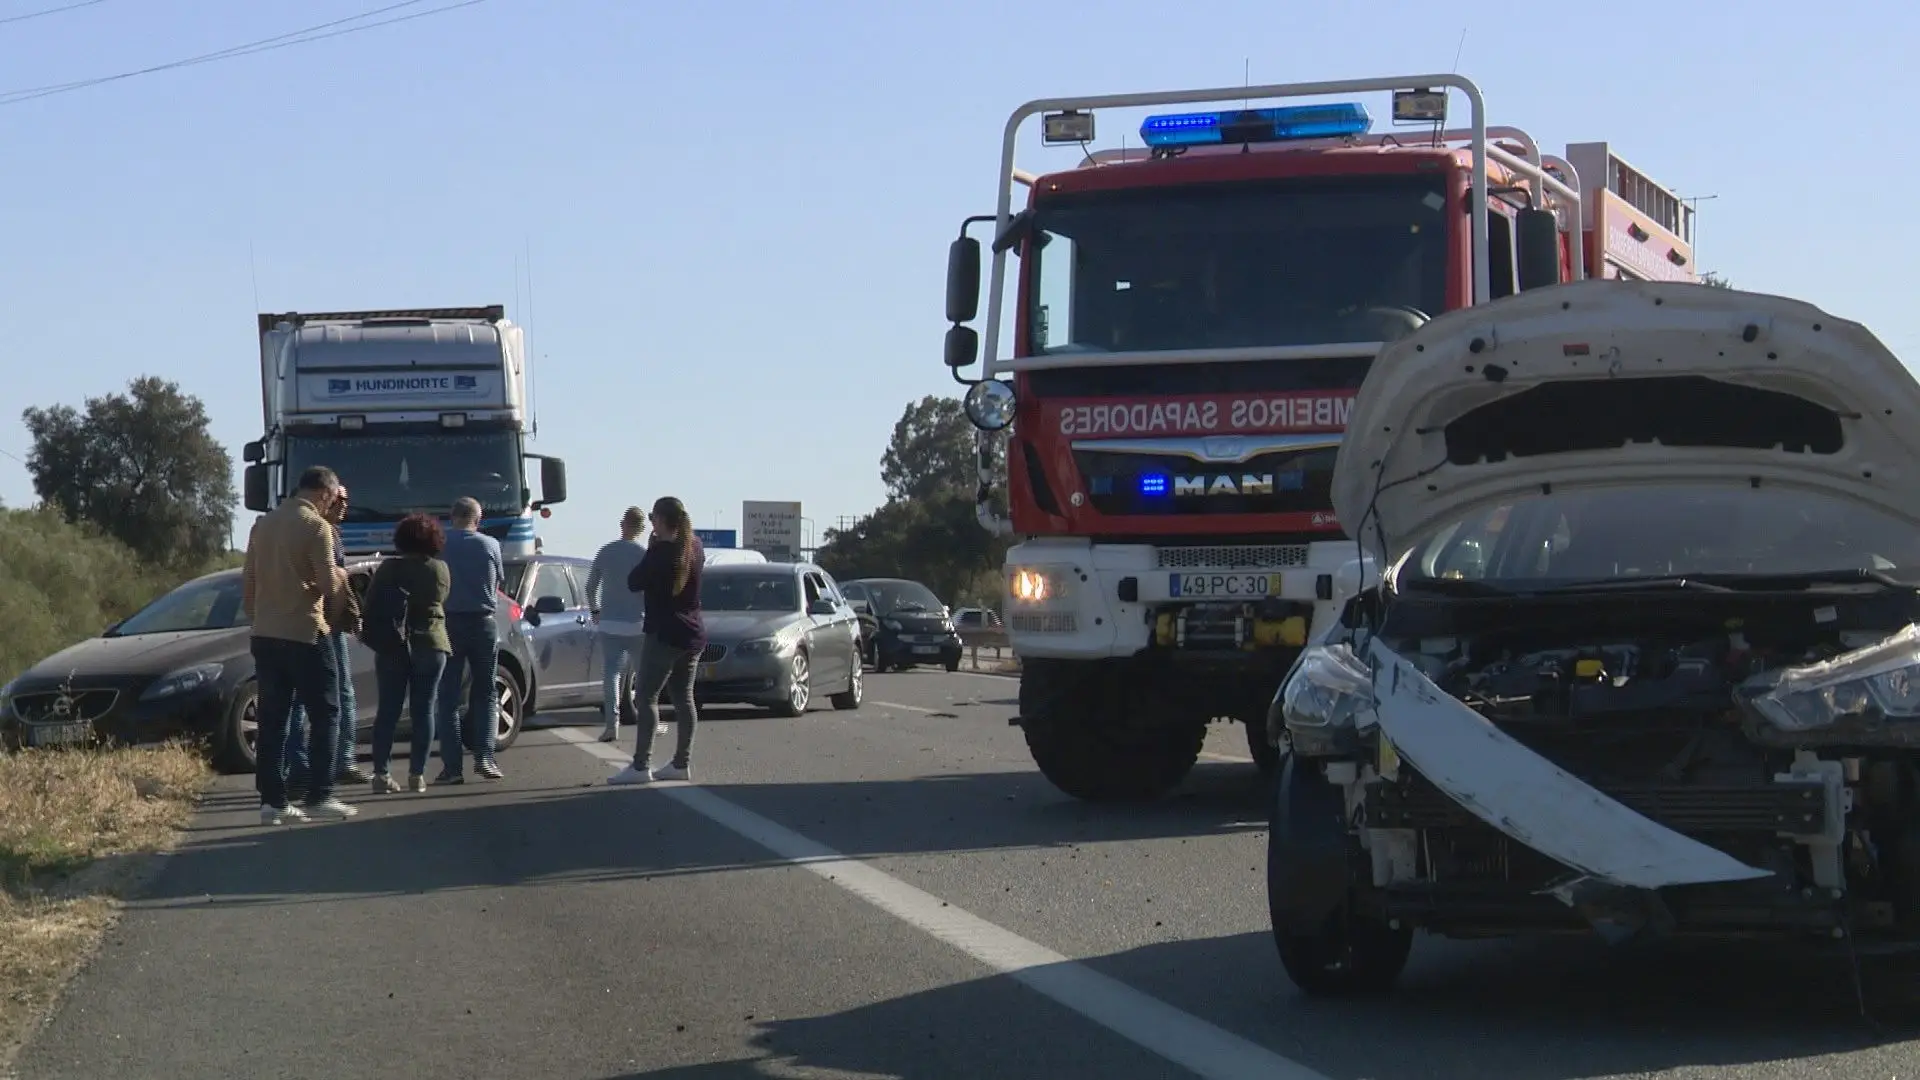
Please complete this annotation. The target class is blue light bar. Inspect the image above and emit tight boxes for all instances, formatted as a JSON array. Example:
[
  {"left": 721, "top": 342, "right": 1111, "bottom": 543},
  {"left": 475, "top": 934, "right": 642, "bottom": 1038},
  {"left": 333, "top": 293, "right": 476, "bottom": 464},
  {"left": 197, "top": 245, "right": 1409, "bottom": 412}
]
[
  {"left": 1139, "top": 473, "right": 1169, "bottom": 497},
  {"left": 1139, "top": 102, "right": 1372, "bottom": 149}
]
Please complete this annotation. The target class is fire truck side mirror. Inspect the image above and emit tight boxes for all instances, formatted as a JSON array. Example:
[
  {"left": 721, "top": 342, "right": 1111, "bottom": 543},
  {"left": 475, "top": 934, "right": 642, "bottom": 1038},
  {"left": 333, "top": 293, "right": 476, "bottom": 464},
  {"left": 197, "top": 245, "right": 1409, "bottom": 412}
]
[
  {"left": 1515, "top": 208, "right": 1562, "bottom": 292},
  {"left": 243, "top": 464, "right": 272, "bottom": 513},
  {"left": 944, "top": 325, "right": 979, "bottom": 370},
  {"left": 946, "top": 236, "right": 982, "bottom": 324}
]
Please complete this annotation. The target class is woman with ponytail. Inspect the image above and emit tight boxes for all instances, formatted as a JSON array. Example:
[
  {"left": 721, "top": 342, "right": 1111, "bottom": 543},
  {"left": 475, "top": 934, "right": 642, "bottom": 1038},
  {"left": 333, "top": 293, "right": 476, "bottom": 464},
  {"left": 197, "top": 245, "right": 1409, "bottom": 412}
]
[{"left": 612, "top": 496, "right": 707, "bottom": 784}]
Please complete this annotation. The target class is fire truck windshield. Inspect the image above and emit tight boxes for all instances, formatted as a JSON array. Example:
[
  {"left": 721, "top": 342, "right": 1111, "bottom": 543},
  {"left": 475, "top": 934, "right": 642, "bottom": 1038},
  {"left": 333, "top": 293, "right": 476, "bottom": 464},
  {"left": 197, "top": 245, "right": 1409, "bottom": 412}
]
[{"left": 1024, "top": 174, "right": 1449, "bottom": 355}]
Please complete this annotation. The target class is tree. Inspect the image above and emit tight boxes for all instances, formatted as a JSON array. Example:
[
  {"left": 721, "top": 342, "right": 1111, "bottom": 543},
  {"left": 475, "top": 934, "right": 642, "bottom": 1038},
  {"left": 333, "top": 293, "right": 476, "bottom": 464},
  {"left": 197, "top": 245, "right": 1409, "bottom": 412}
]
[
  {"left": 881, "top": 395, "right": 977, "bottom": 502},
  {"left": 22, "top": 376, "right": 236, "bottom": 567},
  {"left": 1700, "top": 271, "right": 1733, "bottom": 289},
  {"left": 818, "top": 393, "right": 1014, "bottom": 607}
]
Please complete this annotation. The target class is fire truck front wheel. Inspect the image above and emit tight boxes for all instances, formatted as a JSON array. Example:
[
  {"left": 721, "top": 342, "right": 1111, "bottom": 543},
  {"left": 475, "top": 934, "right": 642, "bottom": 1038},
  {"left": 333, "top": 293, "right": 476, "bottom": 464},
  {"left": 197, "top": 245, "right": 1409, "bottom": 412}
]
[{"left": 1018, "top": 658, "right": 1204, "bottom": 803}]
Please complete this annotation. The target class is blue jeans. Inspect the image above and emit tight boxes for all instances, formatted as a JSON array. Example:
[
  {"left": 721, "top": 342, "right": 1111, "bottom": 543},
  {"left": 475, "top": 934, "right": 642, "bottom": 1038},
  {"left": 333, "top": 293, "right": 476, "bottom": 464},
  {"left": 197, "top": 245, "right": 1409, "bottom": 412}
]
[
  {"left": 371, "top": 646, "right": 448, "bottom": 779},
  {"left": 286, "top": 630, "right": 356, "bottom": 784},
  {"left": 601, "top": 632, "right": 644, "bottom": 727},
  {"left": 252, "top": 634, "right": 339, "bottom": 809},
  {"left": 436, "top": 613, "right": 498, "bottom": 775}
]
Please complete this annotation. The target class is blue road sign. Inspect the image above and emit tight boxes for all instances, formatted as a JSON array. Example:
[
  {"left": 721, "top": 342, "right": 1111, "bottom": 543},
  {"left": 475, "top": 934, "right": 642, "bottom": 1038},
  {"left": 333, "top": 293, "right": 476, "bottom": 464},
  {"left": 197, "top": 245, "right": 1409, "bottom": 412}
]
[{"left": 693, "top": 528, "right": 737, "bottom": 548}]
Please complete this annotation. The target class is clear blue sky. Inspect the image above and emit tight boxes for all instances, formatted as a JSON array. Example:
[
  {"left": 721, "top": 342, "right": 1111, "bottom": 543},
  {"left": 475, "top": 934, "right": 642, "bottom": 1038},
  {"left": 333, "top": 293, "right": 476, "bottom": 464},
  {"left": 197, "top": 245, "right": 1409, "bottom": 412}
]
[{"left": 0, "top": 0, "right": 1901, "bottom": 558}]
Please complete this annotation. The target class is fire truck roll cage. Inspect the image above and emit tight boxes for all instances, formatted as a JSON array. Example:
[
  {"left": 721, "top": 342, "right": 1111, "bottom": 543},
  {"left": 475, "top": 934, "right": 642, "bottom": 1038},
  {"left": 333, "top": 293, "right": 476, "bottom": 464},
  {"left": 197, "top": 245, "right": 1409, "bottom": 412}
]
[{"left": 971, "top": 74, "right": 1589, "bottom": 535}]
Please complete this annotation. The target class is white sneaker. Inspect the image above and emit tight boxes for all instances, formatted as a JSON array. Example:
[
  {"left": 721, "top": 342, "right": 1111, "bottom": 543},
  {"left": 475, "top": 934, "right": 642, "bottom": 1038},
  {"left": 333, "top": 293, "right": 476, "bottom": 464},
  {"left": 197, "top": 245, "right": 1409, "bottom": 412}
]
[
  {"left": 303, "top": 798, "right": 360, "bottom": 821},
  {"left": 654, "top": 722, "right": 669, "bottom": 735},
  {"left": 261, "top": 803, "right": 308, "bottom": 825},
  {"left": 607, "top": 764, "right": 654, "bottom": 786},
  {"left": 652, "top": 764, "right": 691, "bottom": 782}
]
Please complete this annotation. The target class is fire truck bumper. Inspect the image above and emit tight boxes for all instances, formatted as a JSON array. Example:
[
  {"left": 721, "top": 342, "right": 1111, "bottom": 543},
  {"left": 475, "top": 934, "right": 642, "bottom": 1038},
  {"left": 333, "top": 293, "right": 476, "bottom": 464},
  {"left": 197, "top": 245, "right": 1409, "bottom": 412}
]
[{"left": 1002, "top": 538, "right": 1375, "bottom": 661}]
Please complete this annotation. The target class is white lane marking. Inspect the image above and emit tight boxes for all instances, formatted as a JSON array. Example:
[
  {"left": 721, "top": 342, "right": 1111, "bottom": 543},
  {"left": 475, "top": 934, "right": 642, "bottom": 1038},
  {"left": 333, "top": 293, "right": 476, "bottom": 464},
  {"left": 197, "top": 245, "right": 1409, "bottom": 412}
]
[
  {"left": 1200, "top": 752, "right": 1255, "bottom": 764},
  {"left": 869, "top": 700, "right": 944, "bottom": 715},
  {"left": 550, "top": 727, "right": 1328, "bottom": 1080}
]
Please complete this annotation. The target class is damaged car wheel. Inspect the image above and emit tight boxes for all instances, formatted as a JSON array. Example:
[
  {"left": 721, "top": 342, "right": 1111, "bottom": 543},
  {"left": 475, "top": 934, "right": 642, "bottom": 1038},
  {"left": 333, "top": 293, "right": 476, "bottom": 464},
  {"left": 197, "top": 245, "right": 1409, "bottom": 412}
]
[{"left": 1268, "top": 754, "right": 1411, "bottom": 995}]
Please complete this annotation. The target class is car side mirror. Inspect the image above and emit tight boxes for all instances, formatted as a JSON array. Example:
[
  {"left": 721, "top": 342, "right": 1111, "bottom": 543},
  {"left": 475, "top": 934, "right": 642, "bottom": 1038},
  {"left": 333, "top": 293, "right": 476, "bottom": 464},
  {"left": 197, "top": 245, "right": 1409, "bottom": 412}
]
[
  {"left": 532, "top": 595, "right": 567, "bottom": 615},
  {"left": 807, "top": 598, "right": 837, "bottom": 617}
]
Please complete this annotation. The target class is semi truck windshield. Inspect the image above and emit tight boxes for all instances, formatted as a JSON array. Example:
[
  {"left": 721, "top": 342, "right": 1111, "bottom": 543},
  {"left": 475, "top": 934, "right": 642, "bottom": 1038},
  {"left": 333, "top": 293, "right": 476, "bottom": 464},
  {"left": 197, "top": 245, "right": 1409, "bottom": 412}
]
[
  {"left": 1025, "top": 174, "right": 1450, "bottom": 355},
  {"left": 283, "top": 429, "right": 523, "bottom": 520}
]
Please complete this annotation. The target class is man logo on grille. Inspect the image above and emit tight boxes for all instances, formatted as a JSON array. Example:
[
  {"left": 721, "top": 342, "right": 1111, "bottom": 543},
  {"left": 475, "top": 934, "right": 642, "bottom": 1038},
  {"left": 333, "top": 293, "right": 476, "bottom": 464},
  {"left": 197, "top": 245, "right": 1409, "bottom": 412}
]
[{"left": 50, "top": 694, "right": 74, "bottom": 718}]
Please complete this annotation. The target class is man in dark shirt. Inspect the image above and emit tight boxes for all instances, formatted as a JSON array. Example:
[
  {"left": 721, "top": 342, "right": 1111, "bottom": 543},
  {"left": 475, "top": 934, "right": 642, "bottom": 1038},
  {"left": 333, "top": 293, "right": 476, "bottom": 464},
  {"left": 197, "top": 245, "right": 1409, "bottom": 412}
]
[{"left": 433, "top": 496, "right": 506, "bottom": 782}]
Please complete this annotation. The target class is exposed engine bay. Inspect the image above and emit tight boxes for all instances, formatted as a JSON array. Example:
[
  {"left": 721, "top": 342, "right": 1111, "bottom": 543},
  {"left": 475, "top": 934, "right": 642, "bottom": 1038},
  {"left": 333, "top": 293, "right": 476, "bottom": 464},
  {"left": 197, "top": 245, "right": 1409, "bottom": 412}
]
[{"left": 1282, "top": 588, "right": 1920, "bottom": 945}]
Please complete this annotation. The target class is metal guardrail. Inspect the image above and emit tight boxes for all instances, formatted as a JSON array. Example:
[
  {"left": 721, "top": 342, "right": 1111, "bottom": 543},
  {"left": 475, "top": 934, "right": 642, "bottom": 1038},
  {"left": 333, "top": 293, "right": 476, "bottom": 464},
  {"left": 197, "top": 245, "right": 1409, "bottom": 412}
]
[{"left": 958, "top": 625, "right": 1013, "bottom": 671}]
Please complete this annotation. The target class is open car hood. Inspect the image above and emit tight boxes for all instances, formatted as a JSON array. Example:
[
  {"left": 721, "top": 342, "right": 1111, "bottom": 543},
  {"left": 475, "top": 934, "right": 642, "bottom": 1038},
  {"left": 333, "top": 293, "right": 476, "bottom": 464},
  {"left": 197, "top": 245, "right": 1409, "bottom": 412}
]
[{"left": 1330, "top": 279, "right": 1920, "bottom": 561}]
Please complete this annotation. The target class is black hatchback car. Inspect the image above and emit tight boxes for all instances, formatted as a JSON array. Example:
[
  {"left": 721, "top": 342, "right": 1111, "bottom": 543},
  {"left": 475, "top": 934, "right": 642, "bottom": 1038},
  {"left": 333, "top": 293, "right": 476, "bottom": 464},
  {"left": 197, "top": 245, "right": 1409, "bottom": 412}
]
[
  {"left": 839, "top": 578, "right": 962, "bottom": 672},
  {"left": 0, "top": 561, "right": 540, "bottom": 774}
]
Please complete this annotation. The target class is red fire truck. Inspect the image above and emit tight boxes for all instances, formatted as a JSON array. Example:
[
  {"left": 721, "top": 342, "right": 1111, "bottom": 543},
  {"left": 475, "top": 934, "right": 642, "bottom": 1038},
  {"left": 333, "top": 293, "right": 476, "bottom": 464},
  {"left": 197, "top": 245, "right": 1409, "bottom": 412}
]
[{"left": 941, "top": 74, "right": 1697, "bottom": 802}]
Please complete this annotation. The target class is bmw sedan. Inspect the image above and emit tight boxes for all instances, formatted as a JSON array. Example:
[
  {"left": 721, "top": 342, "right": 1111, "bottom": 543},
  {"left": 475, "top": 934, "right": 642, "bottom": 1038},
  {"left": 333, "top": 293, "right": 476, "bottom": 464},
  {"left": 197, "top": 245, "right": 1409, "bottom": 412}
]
[
  {"left": 694, "top": 562, "right": 864, "bottom": 715},
  {"left": 1, "top": 563, "right": 538, "bottom": 774}
]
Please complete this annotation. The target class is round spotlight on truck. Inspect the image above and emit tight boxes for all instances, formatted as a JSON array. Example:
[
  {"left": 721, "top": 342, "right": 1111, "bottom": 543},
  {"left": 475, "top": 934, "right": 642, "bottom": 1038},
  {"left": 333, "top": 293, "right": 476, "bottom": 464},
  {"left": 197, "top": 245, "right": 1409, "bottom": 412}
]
[{"left": 964, "top": 379, "right": 1016, "bottom": 431}]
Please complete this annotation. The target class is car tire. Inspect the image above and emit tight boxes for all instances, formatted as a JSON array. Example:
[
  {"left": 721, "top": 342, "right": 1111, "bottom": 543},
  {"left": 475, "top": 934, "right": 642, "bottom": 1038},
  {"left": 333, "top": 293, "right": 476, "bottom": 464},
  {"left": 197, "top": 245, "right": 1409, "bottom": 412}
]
[
  {"left": 944, "top": 655, "right": 961, "bottom": 673},
  {"left": 772, "top": 651, "right": 811, "bottom": 717},
  {"left": 213, "top": 682, "right": 260, "bottom": 775},
  {"left": 831, "top": 650, "right": 863, "bottom": 710},
  {"left": 1247, "top": 714, "right": 1282, "bottom": 775},
  {"left": 493, "top": 664, "right": 524, "bottom": 752},
  {"left": 1268, "top": 754, "right": 1411, "bottom": 996}
]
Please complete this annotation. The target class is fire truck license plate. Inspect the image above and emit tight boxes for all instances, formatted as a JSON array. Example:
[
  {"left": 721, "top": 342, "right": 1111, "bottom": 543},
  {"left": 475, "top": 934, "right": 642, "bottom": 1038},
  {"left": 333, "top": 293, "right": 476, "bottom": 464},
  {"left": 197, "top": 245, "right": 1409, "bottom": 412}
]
[{"left": 1168, "top": 573, "right": 1284, "bottom": 598}]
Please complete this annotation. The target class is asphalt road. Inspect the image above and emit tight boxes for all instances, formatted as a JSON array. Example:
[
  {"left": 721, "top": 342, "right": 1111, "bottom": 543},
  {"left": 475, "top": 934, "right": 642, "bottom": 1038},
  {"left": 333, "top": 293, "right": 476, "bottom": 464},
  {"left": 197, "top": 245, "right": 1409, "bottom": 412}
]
[{"left": 12, "top": 669, "right": 1920, "bottom": 1080}]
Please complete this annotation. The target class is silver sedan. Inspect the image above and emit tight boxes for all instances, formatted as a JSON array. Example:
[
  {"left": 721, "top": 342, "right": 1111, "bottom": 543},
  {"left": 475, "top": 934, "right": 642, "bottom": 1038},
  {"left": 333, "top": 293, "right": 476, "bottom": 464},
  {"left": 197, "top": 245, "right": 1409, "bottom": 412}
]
[{"left": 690, "top": 561, "right": 865, "bottom": 716}]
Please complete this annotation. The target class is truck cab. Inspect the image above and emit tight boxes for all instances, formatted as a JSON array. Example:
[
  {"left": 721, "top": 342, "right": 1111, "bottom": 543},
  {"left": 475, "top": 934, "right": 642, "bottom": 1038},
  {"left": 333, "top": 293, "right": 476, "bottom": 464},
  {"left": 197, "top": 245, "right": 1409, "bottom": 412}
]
[
  {"left": 939, "top": 75, "right": 1698, "bottom": 802},
  {"left": 242, "top": 306, "right": 566, "bottom": 559}
]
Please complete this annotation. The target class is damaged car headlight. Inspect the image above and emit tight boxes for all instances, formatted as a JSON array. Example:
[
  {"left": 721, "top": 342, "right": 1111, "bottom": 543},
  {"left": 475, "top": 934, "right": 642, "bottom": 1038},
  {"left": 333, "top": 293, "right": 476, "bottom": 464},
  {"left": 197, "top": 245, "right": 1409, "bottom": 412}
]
[
  {"left": 1743, "top": 623, "right": 1920, "bottom": 732},
  {"left": 1280, "top": 643, "right": 1377, "bottom": 731}
]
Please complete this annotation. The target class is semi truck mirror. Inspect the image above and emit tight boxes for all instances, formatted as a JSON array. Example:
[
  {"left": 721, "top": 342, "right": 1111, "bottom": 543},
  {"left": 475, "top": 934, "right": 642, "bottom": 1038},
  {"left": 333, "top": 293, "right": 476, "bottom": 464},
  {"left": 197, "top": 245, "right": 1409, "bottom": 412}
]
[
  {"left": 944, "top": 325, "right": 979, "bottom": 369},
  {"left": 539, "top": 456, "right": 568, "bottom": 506},
  {"left": 242, "top": 441, "right": 265, "bottom": 464},
  {"left": 946, "top": 236, "right": 982, "bottom": 324},
  {"left": 243, "top": 465, "right": 271, "bottom": 513},
  {"left": 1515, "top": 208, "right": 1562, "bottom": 291}
]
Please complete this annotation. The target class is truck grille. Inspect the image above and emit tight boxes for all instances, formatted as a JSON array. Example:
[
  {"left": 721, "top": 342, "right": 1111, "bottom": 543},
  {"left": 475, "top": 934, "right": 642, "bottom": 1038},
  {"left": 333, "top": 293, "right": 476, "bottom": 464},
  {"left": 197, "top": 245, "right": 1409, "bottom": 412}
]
[
  {"left": 1010, "top": 613, "right": 1077, "bottom": 633},
  {"left": 1155, "top": 545, "right": 1310, "bottom": 571}
]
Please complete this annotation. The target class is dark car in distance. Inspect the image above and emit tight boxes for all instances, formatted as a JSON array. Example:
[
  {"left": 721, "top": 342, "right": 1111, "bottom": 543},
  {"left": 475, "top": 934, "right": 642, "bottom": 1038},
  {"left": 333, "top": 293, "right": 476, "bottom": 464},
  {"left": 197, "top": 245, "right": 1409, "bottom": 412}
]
[
  {"left": 0, "top": 560, "right": 541, "bottom": 774},
  {"left": 840, "top": 578, "right": 962, "bottom": 672}
]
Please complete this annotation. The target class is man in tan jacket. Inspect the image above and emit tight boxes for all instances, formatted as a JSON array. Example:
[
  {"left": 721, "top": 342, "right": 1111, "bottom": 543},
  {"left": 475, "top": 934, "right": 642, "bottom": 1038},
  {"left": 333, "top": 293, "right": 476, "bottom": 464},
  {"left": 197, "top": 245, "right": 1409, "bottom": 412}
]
[{"left": 242, "top": 465, "right": 360, "bottom": 824}]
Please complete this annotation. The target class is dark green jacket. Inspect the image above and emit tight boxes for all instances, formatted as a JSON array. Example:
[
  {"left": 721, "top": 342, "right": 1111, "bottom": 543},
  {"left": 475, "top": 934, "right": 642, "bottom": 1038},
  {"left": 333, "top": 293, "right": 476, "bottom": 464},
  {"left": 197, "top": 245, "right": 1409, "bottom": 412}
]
[{"left": 371, "top": 554, "right": 451, "bottom": 655}]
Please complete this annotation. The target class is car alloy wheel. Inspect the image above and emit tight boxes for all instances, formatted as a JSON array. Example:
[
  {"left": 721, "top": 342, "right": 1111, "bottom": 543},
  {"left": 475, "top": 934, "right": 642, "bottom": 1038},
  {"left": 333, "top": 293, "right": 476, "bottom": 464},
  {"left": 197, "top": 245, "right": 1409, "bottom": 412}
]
[{"left": 787, "top": 652, "right": 811, "bottom": 714}]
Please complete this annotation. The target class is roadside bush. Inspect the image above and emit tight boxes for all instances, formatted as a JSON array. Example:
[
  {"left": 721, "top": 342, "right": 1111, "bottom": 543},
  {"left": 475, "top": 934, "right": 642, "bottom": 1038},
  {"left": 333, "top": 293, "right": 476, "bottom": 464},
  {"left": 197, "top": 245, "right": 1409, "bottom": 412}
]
[{"left": 0, "top": 508, "right": 239, "bottom": 685}]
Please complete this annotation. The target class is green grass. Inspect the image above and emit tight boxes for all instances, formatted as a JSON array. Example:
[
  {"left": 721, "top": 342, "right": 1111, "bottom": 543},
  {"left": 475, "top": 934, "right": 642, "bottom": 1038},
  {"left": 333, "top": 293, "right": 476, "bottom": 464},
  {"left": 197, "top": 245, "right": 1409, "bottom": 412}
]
[{"left": 0, "top": 507, "right": 242, "bottom": 686}]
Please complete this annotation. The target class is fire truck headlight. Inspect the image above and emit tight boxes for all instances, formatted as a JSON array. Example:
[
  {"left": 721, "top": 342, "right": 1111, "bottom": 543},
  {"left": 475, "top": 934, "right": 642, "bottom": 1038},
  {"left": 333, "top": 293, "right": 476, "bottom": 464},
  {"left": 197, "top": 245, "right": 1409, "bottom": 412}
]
[
  {"left": 964, "top": 380, "right": 1016, "bottom": 431},
  {"left": 1008, "top": 566, "right": 1063, "bottom": 605}
]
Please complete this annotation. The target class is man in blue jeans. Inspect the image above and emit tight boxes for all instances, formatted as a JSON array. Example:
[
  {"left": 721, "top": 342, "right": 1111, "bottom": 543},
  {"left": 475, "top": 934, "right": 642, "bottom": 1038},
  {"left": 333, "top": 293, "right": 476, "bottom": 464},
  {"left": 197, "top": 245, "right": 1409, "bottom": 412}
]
[
  {"left": 286, "top": 486, "right": 368, "bottom": 799},
  {"left": 434, "top": 496, "right": 505, "bottom": 783},
  {"left": 241, "top": 465, "right": 358, "bottom": 823}
]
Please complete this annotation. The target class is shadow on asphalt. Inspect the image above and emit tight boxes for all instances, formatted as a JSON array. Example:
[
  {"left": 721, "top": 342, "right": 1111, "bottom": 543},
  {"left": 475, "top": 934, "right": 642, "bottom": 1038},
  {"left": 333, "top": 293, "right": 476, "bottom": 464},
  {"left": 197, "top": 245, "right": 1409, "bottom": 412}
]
[
  {"left": 577, "top": 930, "right": 1901, "bottom": 1080},
  {"left": 155, "top": 759, "right": 1919, "bottom": 1079}
]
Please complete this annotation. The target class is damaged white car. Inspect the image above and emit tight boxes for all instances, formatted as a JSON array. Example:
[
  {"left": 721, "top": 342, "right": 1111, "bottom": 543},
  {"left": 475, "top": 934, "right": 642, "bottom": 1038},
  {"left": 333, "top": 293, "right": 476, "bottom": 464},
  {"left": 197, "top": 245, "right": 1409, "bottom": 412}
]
[{"left": 1265, "top": 277, "right": 1920, "bottom": 996}]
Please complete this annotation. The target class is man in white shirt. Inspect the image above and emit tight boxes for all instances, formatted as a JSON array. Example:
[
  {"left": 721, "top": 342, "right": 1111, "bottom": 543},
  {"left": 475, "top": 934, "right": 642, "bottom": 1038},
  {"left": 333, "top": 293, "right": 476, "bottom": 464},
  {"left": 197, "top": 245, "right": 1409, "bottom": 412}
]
[{"left": 584, "top": 507, "right": 659, "bottom": 741}]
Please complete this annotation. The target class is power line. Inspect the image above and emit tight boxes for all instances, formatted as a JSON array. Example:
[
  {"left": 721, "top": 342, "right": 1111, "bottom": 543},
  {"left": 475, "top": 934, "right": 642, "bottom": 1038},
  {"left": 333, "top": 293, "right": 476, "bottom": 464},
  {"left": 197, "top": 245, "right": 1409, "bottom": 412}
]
[
  {"left": 0, "top": 0, "right": 111, "bottom": 27},
  {"left": 0, "top": 0, "right": 491, "bottom": 106}
]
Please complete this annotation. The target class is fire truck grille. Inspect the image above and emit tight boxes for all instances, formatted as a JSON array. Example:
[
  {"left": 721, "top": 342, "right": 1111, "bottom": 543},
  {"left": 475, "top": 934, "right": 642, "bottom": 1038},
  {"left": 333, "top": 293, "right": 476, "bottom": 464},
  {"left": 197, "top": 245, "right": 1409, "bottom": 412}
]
[{"left": 1154, "top": 545, "right": 1311, "bottom": 571}]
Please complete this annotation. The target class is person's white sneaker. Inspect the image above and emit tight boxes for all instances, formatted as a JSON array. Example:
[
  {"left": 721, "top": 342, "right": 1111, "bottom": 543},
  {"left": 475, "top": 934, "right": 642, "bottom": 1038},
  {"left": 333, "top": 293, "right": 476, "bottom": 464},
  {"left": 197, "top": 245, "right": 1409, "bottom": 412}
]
[
  {"left": 303, "top": 798, "right": 360, "bottom": 821},
  {"left": 652, "top": 764, "right": 691, "bottom": 782},
  {"left": 607, "top": 764, "right": 654, "bottom": 786},
  {"left": 261, "top": 803, "right": 308, "bottom": 826},
  {"left": 654, "top": 722, "right": 669, "bottom": 735}
]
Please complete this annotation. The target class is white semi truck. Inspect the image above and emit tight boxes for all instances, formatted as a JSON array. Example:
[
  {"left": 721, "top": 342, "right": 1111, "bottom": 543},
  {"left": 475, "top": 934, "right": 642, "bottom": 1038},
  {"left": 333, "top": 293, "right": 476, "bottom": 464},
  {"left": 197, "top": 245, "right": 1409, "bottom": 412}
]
[{"left": 242, "top": 305, "right": 566, "bottom": 558}]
